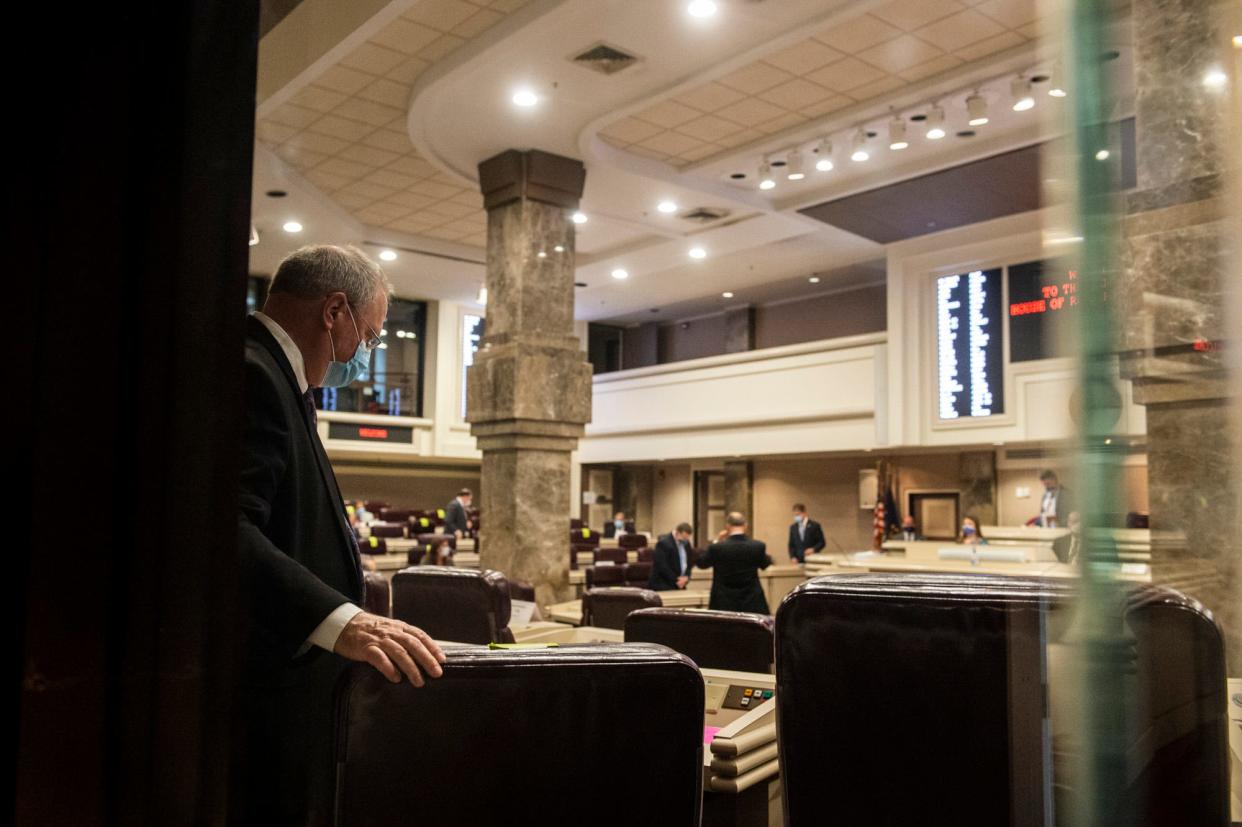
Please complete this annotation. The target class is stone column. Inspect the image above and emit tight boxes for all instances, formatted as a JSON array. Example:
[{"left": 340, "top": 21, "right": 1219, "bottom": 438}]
[
  {"left": 468, "top": 150, "right": 591, "bottom": 605},
  {"left": 724, "top": 460, "right": 753, "bottom": 521},
  {"left": 1119, "top": 0, "right": 1238, "bottom": 665}
]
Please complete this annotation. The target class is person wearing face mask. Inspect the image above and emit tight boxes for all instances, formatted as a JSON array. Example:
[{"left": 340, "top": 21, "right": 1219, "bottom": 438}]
[
  {"left": 240, "top": 244, "right": 445, "bottom": 825},
  {"left": 787, "top": 503, "right": 826, "bottom": 563},
  {"left": 604, "top": 510, "right": 628, "bottom": 539},
  {"left": 956, "top": 515, "right": 987, "bottom": 545}
]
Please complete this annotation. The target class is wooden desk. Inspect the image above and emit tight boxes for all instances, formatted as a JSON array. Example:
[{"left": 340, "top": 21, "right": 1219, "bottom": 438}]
[
  {"left": 546, "top": 589, "right": 712, "bottom": 625},
  {"left": 828, "top": 548, "right": 1151, "bottom": 582}
]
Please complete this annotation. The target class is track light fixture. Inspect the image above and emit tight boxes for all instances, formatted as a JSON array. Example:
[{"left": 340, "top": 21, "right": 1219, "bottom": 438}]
[
  {"left": 966, "top": 91, "right": 989, "bottom": 126},
  {"left": 888, "top": 115, "right": 908, "bottom": 150},
  {"left": 1010, "top": 76, "right": 1034, "bottom": 111},
  {"left": 814, "top": 138, "right": 833, "bottom": 172},
  {"left": 850, "top": 129, "right": 870, "bottom": 162},
  {"left": 925, "top": 104, "right": 946, "bottom": 140}
]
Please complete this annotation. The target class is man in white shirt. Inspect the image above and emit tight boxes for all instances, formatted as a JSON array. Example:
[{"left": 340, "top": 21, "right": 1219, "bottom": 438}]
[
  {"left": 239, "top": 244, "right": 444, "bottom": 824},
  {"left": 1035, "top": 469, "right": 1072, "bottom": 528}
]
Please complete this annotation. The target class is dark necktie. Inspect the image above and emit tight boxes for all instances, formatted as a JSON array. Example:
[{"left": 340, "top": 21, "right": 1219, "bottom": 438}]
[{"left": 302, "top": 388, "right": 318, "bottom": 425}]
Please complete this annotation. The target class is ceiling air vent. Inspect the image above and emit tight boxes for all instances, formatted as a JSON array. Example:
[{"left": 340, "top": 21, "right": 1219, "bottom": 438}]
[
  {"left": 679, "top": 207, "right": 731, "bottom": 224},
  {"left": 571, "top": 42, "right": 640, "bottom": 75}
]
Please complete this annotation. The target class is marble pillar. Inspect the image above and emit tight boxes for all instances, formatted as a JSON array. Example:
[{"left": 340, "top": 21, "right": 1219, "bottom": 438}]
[
  {"left": 468, "top": 150, "right": 591, "bottom": 605},
  {"left": 1120, "top": 0, "right": 1238, "bottom": 665},
  {"left": 724, "top": 460, "right": 753, "bottom": 522}
]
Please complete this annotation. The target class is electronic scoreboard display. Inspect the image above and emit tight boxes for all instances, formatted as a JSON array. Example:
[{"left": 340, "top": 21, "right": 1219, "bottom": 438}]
[
  {"left": 1008, "top": 259, "right": 1077, "bottom": 362},
  {"left": 935, "top": 268, "right": 1004, "bottom": 419}
]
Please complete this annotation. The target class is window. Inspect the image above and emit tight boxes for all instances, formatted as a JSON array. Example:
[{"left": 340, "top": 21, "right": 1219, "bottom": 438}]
[
  {"left": 314, "top": 297, "right": 427, "bottom": 418},
  {"left": 461, "top": 314, "right": 484, "bottom": 418}
]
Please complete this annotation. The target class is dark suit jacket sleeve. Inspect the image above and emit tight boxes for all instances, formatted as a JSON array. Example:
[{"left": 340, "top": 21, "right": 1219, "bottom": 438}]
[
  {"left": 694, "top": 544, "right": 714, "bottom": 569},
  {"left": 443, "top": 500, "right": 466, "bottom": 535},
  {"left": 238, "top": 359, "right": 353, "bottom": 658},
  {"left": 650, "top": 536, "right": 681, "bottom": 588},
  {"left": 756, "top": 543, "right": 772, "bottom": 570},
  {"left": 809, "top": 521, "right": 826, "bottom": 553},
  {"left": 787, "top": 524, "right": 798, "bottom": 557}
]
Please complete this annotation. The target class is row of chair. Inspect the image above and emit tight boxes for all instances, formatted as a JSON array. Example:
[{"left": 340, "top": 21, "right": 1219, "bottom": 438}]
[
  {"left": 568, "top": 529, "right": 649, "bottom": 549},
  {"left": 341, "top": 572, "right": 1228, "bottom": 825}
]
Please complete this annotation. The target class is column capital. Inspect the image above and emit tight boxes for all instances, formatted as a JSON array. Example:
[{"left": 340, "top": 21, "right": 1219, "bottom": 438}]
[{"left": 477, "top": 149, "right": 586, "bottom": 212}]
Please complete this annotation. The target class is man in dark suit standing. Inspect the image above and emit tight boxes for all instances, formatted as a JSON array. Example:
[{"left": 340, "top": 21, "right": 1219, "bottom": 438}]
[
  {"left": 1033, "top": 469, "right": 1073, "bottom": 528},
  {"left": 648, "top": 522, "right": 694, "bottom": 591},
  {"left": 239, "top": 245, "right": 445, "bottom": 825},
  {"left": 695, "top": 512, "right": 772, "bottom": 614},
  {"left": 443, "top": 487, "right": 473, "bottom": 538},
  {"left": 787, "top": 503, "right": 826, "bottom": 563}
]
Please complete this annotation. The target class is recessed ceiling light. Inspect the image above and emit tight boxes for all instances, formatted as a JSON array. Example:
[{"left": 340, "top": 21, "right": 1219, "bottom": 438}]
[
  {"left": 380, "top": 328, "right": 388, "bottom": 336},
  {"left": 611, "top": 268, "right": 629, "bottom": 280},
  {"left": 512, "top": 88, "right": 539, "bottom": 107},
  {"left": 687, "top": 0, "right": 717, "bottom": 18},
  {"left": 721, "top": 291, "right": 734, "bottom": 298},
  {"left": 815, "top": 138, "right": 833, "bottom": 171},
  {"left": 282, "top": 220, "right": 303, "bottom": 233},
  {"left": 1010, "top": 76, "right": 1035, "bottom": 111},
  {"left": 758, "top": 159, "right": 776, "bottom": 190},
  {"left": 1233, "top": 34, "right": 1242, "bottom": 48},
  {"left": 888, "top": 115, "right": 908, "bottom": 150},
  {"left": 1095, "top": 149, "right": 1110, "bottom": 161},
  {"left": 808, "top": 276, "right": 820, "bottom": 284},
  {"left": 850, "top": 129, "right": 870, "bottom": 162},
  {"left": 379, "top": 249, "right": 397, "bottom": 262},
  {"left": 554, "top": 244, "right": 565, "bottom": 253},
  {"left": 966, "top": 91, "right": 989, "bottom": 126},
  {"left": 265, "top": 189, "right": 287, "bottom": 198},
  {"left": 571, "top": 211, "right": 588, "bottom": 224},
  {"left": 575, "top": 281, "right": 587, "bottom": 287},
  {"left": 537, "top": 250, "right": 547, "bottom": 258},
  {"left": 925, "top": 104, "right": 946, "bottom": 140},
  {"left": 730, "top": 172, "right": 746, "bottom": 179},
  {"left": 688, "top": 247, "right": 707, "bottom": 259},
  {"left": 657, "top": 200, "right": 678, "bottom": 214},
  {"left": 377, "top": 342, "right": 387, "bottom": 350},
  {"left": 1204, "top": 67, "right": 1228, "bottom": 89},
  {"left": 956, "top": 130, "right": 977, "bottom": 138}
]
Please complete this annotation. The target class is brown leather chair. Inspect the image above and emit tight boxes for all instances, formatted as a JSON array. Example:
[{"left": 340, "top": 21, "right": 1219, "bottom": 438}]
[
  {"left": 362, "top": 571, "right": 390, "bottom": 617},
  {"left": 618, "top": 533, "right": 648, "bottom": 549},
  {"left": 584, "top": 565, "right": 625, "bottom": 590},
  {"left": 571, "top": 527, "right": 600, "bottom": 547},
  {"left": 636, "top": 546, "right": 655, "bottom": 563},
  {"left": 775, "top": 574, "right": 1228, "bottom": 827},
  {"left": 411, "top": 515, "right": 438, "bottom": 532},
  {"left": 378, "top": 507, "right": 412, "bottom": 522},
  {"left": 582, "top": 587, "right": 662, "bottom": 630},
  {"left": 593, "top": 547, "right": 627, "bottom": 565},
  {"left": 625, "top": 607, "right": 774, "bottom": 673},
  {"left": 415, "top": 532, "right": 456, "bottom": 549},
  {"left": 363, "top": 500, "right": 389, "bottom": 513},
  {"left": 368, "top": 522, "right": 406, "bottom": 539},
  {"left": 358, "top": 536, "right": 387, "bottom": 555},
  {"left": 623, "top": 562, "right": 652, "bottom": 587},
  {"left": 508, "top": 579, "right": 535, "bottom": 603},
  {"left": 391, "top": 567, "right": 515, "bottom": 644},
  {"left": 569, "top": 518, "right": 583, "bottom": 530},
  {"left": 335, "top": 643, "right": 703, "bottom": 825}
]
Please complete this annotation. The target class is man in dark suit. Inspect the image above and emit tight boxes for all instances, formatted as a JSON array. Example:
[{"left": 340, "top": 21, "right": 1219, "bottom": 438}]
[
  {"left": 603, "top": 510, "right": 627, "bottom": 538},
  {"left": 238, "top": 245, "right": 445, "bottom": 825},
  {"left": 1032, "top": 469, "right": 1073, "bottom": 528},
  {"left": 695, "top": 512, "right": 772, "bottom": 614},
  {"left": 787, "top": 503, "right": 826, "bottom": 563},
  {"left": 648, "top": 522, "right": 694, "bottom": 591},
  {"left": 443, "top": 488, "right": 472, "bottom": 537}
]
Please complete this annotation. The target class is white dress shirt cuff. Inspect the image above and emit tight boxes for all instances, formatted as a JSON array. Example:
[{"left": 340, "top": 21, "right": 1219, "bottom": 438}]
[{"left": 306, "top": 602, "right": 364, "bottom": 653}]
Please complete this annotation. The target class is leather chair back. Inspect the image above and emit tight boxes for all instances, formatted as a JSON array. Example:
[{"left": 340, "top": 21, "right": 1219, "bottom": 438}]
[
  {"left": 508, "top": 579, "right": 535, "bottom": 603},
  {"left": 363, "top": 500, "right": 389, "bottom": 513},
  {"left": 378, "top": 508, "right": 411, "bottom": 523},
  {"left": 415, "top": 532, "right": 456, "bottom": 549},
  {"left": 774, "top": 574, "right": 1227, "bottom": 827},
  {"left": 625, "top": 608, "right": 774, "bottom": 673},
  {"left": 335, "top": 644, "right": 703, "bottom": 826},
  {"left": 636, "top": 546, "right": 655, "bottom": 563},
  {"left": 368, "top": 522, "right": 406, "bottom": 539},
  {"left": 359, "top": 536, "right": 387, "bottom": 556},
  {"left": 582, "top": 587, "right": 662, "bottom": 630},
  {"left": 362, "top": 571, "right": 390, "bottom": 618},
  {"left": 391, "top": 567, "right": 514, "bottom": 644},
  {"left": 623, "top": 562, "right": 652, "bottom": 587},
  {"left": 571, "top": 528, "right": 600, "bottom": 547},
  {"left": 569, "top": 518, "right": 583, "bottom": 530},
  {"left": 584, "top": 565, "right": 625, "bottom": 590},
  {"left": 618, "top": 533, "right": 649, "bottom": 549},
  {"left": 594, "top": 547, "right": 627, "bottom": 565}
]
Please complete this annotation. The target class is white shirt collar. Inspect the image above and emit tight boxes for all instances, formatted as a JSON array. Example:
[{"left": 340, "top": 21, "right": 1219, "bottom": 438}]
[{"left": 253, "top": 311, "right": 309, "bottom": 394}]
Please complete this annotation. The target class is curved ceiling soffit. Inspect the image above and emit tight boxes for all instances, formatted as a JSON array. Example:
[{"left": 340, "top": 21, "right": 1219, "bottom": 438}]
[{"left": 405, "top": 0, "right": 569, "bottom": 187}]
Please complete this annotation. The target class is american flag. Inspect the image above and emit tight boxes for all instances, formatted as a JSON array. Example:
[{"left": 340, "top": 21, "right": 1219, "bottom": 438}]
[{"left": 872, "top": 460, "right": 887, "bottom": 550}]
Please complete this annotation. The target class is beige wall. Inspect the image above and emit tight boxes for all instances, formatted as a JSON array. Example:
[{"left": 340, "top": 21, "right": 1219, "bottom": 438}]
[
  {"left": 652, "top": 463, "right": 693, "bottom": 536},
  {"left": 334, "top": 464, "right": 481, "bottom": 512},
  {"left": 996, "top": 463, "right": 1149, "bottom": 525}
]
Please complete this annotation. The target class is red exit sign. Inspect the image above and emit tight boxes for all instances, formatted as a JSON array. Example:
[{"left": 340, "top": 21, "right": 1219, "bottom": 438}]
[
  {"left": 358, "top": 427, "right": 389, "bottom": 439},
  {"left": 326, "top": 422, "right": 413, "bottom": 444}
]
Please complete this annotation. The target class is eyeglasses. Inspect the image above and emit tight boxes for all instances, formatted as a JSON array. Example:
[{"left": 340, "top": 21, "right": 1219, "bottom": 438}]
[{"left": 347, "top": 303, "right": 383, "bottom": 352}]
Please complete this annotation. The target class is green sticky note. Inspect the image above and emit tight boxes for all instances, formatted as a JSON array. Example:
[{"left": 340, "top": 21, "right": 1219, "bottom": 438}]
[
  {"left": 437, "top": 509, "right": 445, "bottom": 518},
  {"left": 581, "top": 528, "right": 590, "bottom": 538},
  {"left": 368, "top": 536, "right": 378, "bottom": 548},
  {"left": 488, "top": 642, "right": 559, "bottom": 650},
  {"left": 420, "top": 517, "right": 430, "bottom": 527}
]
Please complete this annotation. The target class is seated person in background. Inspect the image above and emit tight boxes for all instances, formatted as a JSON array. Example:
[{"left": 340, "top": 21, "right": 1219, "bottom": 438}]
[
  {"left": 649, "top": 522, "right": 694, "bottom": 591},
  {"left": 696, "top": 512, "right": 772, "bottom": 614},
  {"left": 422, "top": 538, "right": 453, "bottom": 566},
  {"left": 345, "top": 502, "right": 361, "bottom": 540},
  {"left": 957, "top": 515, "right": 987, "bottom": 545},
  {"left": 443, "top": 488, "right": 472, "bottom": 538},
  {"left": 787, "top": 503, "right": 826, "bottom": 563},
  {"left": 353, "top": 500, "right": 373, "bottom": 525},
  {"left": 604, "top": 510, "right": 627, "bottom": 539},
  {"left": 895, "top": 515, "right": 922, "bottom": 541}
]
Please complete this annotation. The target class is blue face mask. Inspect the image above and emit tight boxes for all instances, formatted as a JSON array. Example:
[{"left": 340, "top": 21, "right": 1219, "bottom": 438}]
[
  {"left": 321, "top": 303, "right": 371, "bottom": 388},
  {"left": 614, "top": 519, "right": 624, "bottom": 530},
  {"left": 961, "top": 524, "right": 976, "bottom": 536}
]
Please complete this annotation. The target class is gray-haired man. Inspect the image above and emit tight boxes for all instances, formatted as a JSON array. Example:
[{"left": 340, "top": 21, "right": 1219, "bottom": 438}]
[{"left": 238, "top": 244, "right": 445, "bottom": 824}]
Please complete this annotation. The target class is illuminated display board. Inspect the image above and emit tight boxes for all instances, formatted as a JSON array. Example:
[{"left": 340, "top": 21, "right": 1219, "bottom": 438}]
[
  {"left": 936, "top": 268, "right": 1004, "bottom": 419},
  {"left": 1008, "top": 259, "right": 1077, "bottom": 362}
]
